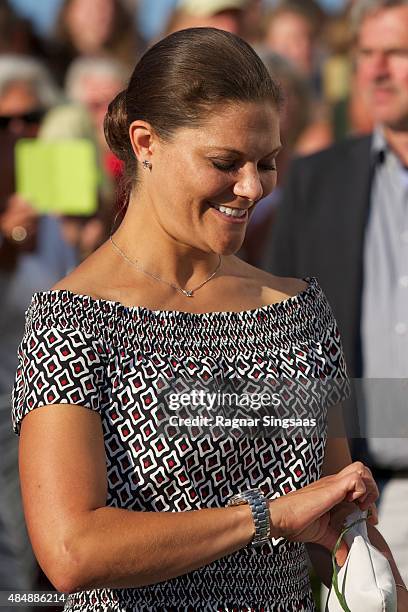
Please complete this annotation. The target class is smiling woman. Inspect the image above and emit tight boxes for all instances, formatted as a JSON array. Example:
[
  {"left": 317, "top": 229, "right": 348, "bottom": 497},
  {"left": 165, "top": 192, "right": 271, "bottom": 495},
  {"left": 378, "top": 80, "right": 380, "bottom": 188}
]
[
  {"left": 98, "top": 27, "right": 285, "bottom": 303},
  {"left": 103, "top": 31, "right": 282, "bottom": 261},
  {"left": 10, "top": 27, "right": 391, "bottom": 612}
]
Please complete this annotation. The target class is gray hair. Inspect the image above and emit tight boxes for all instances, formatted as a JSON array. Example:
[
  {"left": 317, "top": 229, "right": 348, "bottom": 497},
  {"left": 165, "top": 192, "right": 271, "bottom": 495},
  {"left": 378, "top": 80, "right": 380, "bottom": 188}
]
[
  {"left": 351, "top": 0, "right": 408, "bottom": 35},
  {"left": 256, "top": 47, "right": 309, "bottom": 93},
  {"left": 65, "top": 56, "right": 130, "bottom": 102},
  {"left": 0, "top": 55, "right": 61, "bottom": 109}
]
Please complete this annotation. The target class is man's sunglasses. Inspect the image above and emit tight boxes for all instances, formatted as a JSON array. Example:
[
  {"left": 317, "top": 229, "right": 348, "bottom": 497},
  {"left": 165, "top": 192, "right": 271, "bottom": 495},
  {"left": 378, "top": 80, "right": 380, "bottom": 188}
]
[{"left": 0, "top": 109, "right": 46, "bottom": 130}]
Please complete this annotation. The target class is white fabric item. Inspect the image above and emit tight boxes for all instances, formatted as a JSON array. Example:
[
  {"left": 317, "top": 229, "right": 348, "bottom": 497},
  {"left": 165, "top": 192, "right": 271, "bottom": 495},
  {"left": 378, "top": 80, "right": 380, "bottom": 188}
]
[
  {"left": 376, "top": 476, "right": 408, "bottom": 585},
  {"left": 326, "top": 509, "right": 397, "bottom": 612}
]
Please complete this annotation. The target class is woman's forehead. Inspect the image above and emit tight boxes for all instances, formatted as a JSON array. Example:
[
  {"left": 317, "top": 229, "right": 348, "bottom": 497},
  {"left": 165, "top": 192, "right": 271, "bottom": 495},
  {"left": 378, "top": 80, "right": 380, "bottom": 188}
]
[{"left": 176, "top": 102, "right": 281, "bottom": 153}]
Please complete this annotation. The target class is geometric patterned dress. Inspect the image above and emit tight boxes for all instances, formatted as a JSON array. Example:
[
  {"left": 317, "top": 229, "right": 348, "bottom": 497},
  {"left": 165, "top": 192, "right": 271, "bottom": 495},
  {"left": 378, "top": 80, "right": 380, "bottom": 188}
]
[{"left": 11, "top": 277, "right": 348, "bottom": 611}]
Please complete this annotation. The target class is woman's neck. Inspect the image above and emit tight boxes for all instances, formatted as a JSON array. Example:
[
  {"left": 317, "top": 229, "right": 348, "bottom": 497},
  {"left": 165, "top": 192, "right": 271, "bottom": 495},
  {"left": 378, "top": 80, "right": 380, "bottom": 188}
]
[{"left": 111, "top": 192, "right": 223, "bottom": 290}]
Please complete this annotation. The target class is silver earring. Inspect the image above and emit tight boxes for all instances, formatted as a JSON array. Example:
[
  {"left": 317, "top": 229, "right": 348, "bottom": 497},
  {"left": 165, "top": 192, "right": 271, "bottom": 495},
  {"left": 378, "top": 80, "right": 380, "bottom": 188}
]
[{"left": 142, "top": 160, "right": 152, "bottom": 170}]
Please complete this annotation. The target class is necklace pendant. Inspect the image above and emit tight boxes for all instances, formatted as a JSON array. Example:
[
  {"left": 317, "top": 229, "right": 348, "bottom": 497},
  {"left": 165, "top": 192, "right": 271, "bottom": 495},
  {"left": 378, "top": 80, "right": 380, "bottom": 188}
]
[{"left": 109, "top": 236, "right": 221, "bottom": 298}]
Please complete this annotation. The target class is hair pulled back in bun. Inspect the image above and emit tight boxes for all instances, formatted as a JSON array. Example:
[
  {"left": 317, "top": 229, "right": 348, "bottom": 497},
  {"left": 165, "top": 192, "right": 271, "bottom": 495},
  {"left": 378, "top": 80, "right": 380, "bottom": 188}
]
[
  {"left": 104, "top": 89, "right": 131, "bottom": 164},
  {"left": 103, "top": 27, "right": 283, "bottom": 205}
]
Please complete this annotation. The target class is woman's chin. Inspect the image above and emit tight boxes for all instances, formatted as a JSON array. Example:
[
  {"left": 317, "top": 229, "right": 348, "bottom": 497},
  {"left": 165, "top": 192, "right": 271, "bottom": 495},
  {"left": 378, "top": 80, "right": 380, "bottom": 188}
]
[{"left": 211, "top": 238, "right": 245, "bottom": 257}]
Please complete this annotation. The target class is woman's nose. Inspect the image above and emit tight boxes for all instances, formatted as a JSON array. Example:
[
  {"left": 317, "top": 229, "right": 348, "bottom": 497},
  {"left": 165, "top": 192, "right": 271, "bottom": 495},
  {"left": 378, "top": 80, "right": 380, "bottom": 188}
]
[{"left": 233, "top": 167, "right": 264, "bottom": 203}]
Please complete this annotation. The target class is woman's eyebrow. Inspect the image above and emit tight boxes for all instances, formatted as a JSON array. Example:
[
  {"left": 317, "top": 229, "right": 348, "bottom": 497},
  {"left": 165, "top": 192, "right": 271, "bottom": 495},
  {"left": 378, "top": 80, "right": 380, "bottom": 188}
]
[{"left": 206, "top": 145, "right": 282, "bottom": 156}]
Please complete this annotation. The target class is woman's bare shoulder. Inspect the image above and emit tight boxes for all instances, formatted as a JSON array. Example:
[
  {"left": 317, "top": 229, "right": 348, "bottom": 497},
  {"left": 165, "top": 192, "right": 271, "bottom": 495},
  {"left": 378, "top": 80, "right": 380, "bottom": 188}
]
[
  {"left": 266, "top": 274, "right": 309, "bottom": 298},
  {"left": 230, "top": 256, "right": 308, "bottom": 299},
  {"left": 51, "top": 243, "right": 113, "bottom": 299}
]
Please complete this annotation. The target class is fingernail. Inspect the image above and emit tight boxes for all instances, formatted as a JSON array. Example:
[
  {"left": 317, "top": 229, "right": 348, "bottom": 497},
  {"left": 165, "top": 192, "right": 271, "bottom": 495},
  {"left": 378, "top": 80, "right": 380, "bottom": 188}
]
[{"left": 336, "top": 553, "right": 345, "bottom": 567}]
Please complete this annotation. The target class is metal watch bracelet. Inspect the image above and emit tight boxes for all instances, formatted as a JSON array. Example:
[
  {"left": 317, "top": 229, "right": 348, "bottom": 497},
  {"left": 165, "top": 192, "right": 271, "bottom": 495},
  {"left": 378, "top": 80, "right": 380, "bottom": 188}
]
[{"left": 227, "top": 488, "right": 271, "bottom": 547}]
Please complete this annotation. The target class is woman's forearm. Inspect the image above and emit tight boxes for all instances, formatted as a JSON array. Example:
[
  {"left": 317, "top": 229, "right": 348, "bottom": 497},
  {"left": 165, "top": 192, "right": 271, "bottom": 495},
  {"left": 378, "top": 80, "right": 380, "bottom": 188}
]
[
  {"left": 367, "top": 524, "right": 405, "bottom": 586},
  {"left": 307, "top": 524, "right": 408, "bottom": 595},
  {"left": 59, "top": 504, "right": 254, "bottom": 593},
  {"left": 47, "top": 461, "right": 380, "bottom": 594},
  {"left": 306, "top": 543, "right": 333, "bottom": 588},
  {"left": 367, "top": 524, "right": 408, "bottom": 611}
]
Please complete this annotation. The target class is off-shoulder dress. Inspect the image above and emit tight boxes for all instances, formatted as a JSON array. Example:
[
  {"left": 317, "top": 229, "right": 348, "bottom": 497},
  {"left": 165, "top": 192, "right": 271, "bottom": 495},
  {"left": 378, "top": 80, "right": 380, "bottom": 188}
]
[{"left": 12, "top": 277, "right": 348, "bottom": 612}]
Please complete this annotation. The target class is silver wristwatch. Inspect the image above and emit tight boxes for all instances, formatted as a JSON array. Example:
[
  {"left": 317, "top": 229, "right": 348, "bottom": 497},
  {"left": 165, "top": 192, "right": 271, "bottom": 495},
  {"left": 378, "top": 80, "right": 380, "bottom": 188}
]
[{"left": 227, "top": 488, "right": 271, "bottom": 547}]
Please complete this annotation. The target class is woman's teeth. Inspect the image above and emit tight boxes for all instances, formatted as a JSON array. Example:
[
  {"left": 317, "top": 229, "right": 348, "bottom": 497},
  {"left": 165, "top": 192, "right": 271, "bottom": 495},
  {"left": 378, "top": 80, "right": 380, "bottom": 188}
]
[{"left": 211, "top": 204, "right": 246, "bottom": 218}]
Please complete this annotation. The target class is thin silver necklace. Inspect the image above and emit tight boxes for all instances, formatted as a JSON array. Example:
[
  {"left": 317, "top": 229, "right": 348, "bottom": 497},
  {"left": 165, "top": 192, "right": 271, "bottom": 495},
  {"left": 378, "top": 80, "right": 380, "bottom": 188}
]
[{"left": 109, "top": 235, "right": 222, "bottom": 298}]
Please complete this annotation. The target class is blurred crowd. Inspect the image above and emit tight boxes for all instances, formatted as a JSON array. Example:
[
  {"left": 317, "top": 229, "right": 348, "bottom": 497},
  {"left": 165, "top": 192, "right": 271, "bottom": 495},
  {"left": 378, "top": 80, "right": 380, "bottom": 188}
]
[
  {"left": 0, "top": 0, "right": 375, "bottom": 267},
  {"left": 0, "top": 0, "right": 407, "bottom": 609},
  {"left": 0, "top": 0, "right": 373, "bottom": 329}
]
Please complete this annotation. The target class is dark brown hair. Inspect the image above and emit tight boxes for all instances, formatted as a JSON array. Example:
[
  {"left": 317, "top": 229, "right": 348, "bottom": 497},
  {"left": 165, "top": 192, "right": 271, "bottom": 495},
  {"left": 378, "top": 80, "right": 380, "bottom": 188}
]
[{"left": 104, "top": 27, "right": 283, "bottom": 203}]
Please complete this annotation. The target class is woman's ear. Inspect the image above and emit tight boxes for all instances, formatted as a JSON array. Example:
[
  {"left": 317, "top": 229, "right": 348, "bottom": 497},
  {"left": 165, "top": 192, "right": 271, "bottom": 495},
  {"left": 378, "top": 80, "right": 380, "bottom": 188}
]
[{"left": 128, "top": 120, "right": 155, "bottom": 165}]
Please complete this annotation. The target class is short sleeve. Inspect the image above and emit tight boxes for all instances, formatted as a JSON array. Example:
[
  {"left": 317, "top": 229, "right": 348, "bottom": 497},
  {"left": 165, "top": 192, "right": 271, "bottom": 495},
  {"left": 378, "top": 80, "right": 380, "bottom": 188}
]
[{"left": 11, "top": 304, "right": 106, "bottom": 436}]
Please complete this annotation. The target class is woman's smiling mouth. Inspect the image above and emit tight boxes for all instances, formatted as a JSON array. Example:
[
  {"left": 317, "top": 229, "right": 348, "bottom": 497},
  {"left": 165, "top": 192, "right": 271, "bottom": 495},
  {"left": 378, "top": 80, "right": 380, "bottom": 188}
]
[{"left": 207, "top": 201, "right": 252, "bottom": 223}]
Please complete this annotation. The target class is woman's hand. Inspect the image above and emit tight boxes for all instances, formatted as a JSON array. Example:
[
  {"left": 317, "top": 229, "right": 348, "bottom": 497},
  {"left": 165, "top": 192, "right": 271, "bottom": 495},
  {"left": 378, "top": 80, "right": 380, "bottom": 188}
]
[
  {"left": 0, "top": 194, "right": 38, "bottom": 246},
  {"left": 268, "top": 461, "right": 379, "bottom": 565}
]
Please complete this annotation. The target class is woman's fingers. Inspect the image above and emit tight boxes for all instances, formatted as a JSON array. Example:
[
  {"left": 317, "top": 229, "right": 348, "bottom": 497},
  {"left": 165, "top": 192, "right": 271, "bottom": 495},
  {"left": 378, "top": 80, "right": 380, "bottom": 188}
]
[
  {"left": 7, "top": 193, "right": 35, "bottom": 211},
  {"left": 354, "top": 471, "right": 379, "bottom": 510},
  {"left": 329, "top": 501, "right": 356, "bottom": 531},
  {"left": 367, "top": 502, "right": 379, "bottom": 525},
  {"left": 297, "top": 512, "right": 349, "bottom": 567},
  {"left": 273, "top": 462, "right": 379, "bottom": 542},
  {"left": 337, "top": 461, "right": 366, "bottom": 476},
  {"left": 335, "top": 540, "right": 349, "bottom": 567},
  {"left": 318, "top": 526, "right": 349, "bottom": 567},
  {"left": 273, "top": 462, "right": 380, "bottom": 568},
  {"left": 335, "top": 462, "right": 379, "bottom": 507},
  {"left": 333, "top": 469, "right": 366, "bottom": 504},
  {"left": 0, "top": 195, "right": 39, "bottom": 243}
]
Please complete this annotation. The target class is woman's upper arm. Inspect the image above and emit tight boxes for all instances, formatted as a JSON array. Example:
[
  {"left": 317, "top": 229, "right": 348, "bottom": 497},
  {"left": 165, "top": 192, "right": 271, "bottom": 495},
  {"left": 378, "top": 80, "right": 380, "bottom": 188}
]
[
  {"left": 322, "top": 402, "right": 353, "bottom": 477},
  {"left": 19, "top": 403, "right": 107, "bottom": 589}
]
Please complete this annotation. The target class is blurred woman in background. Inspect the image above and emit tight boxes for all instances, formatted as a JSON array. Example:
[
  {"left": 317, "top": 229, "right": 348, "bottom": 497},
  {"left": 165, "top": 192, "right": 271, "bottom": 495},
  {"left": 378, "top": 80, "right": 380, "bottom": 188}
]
[
  {"left": 48, "top": 0, "right": 142, "bottom": 84},
  {"left": 40, "top": 56, "right": 130, "bottom": 257},
  {"left": 0, "top": 54, "right": 76, "bottom": 596},
  {"left": 263, "top": 0, "right": 326, "bottom": 96}
]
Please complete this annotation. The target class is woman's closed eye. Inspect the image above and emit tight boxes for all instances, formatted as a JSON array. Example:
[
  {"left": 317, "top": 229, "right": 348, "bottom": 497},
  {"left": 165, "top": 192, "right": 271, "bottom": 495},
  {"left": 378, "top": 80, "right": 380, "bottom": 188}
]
[
  {"left": 211, "top": 160, "right": 277, "bottom": 173},
  {"left": 260, "top": 162, "right": 277, "bottom": 172}
]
